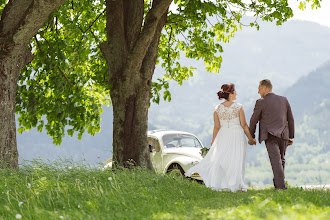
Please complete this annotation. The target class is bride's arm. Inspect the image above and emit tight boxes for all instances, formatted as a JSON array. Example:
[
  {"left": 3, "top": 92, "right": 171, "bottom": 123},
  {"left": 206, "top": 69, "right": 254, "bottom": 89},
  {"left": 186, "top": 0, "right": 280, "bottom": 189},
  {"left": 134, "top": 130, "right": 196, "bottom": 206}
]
[
  {"left": 239, "top": 106, "right": 255, "bottom": 144},
  {"left": 211, "top": 111, "right": 221, "bottom": 146}
]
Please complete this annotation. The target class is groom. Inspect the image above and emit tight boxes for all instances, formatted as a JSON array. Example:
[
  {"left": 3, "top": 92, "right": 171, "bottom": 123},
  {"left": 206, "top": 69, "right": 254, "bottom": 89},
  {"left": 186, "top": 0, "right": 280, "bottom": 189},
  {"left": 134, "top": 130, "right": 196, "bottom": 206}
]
[{"left": 249, "top": 79, "right": 295, "bottom": 190}]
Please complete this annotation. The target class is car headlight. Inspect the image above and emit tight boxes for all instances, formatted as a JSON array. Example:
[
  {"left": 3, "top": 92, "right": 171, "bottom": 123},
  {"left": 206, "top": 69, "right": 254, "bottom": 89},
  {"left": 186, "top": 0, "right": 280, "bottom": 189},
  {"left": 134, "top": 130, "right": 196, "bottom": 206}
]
[{"left": 191, "top": 161, "right": 199, "bottom": 166}]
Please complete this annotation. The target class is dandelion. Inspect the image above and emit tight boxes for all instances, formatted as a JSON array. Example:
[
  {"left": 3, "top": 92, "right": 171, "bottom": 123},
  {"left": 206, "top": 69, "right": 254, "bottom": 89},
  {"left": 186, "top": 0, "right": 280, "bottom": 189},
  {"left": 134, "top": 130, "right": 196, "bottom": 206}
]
[
  {"left": 27, "top": 183, "right": 31, "bottom": 188},
  {"left": 108, "top": 177, "right": 113, "bottom": 181},
  {"left": 18, "top": 202, "right": 23, "bottom": 207},
  {"left": 15, "top": 214, "right": 22, "bottom": 219}
]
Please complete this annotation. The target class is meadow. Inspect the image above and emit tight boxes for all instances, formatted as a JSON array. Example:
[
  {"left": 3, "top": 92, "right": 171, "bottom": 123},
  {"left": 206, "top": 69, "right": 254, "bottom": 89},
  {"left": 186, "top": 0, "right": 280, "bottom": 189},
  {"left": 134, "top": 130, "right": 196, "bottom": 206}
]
[{"left": 0, "top": 160, "right": 329, "bottom": 220}]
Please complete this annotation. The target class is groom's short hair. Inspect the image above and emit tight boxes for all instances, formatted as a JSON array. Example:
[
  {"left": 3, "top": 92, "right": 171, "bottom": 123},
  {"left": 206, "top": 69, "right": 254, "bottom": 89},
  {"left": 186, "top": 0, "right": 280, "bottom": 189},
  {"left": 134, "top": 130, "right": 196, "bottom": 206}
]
[{"left": 260, "top": 79, "right": 272, "bottom": 90}]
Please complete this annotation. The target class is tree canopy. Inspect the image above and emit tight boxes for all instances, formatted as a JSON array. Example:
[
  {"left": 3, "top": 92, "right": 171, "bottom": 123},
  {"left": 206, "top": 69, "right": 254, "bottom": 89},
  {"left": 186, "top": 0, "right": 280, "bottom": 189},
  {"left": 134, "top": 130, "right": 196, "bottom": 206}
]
[{"left": 13, "top": 0, "right": 296, "bottom": 144}]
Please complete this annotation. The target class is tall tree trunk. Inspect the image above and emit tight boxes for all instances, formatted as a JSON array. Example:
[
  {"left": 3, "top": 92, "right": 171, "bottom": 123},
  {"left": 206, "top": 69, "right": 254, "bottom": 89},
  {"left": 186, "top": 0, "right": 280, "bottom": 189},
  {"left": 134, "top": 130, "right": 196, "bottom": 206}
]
[
  {"left": 101, "top": 0, "right": 171, "bottom": 168},
  {"left": 0, "top": 58, "right": 20, "bottom": 169},
  {"left": 0, "top": 0, "right": 67, "bottom": 168},
  {"left": 110, "top": 74, "right": 153, "bottom": 168},
  {"left": 0, "top": 50, "right": 33, "bottom": 168}
]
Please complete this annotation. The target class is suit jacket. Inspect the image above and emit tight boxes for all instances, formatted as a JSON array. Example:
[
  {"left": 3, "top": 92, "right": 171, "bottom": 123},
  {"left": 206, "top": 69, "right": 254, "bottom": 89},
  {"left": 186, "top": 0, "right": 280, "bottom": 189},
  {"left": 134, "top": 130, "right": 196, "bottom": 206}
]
[{"left": 249, "top": 93, "right": 295, "bottom": 143}]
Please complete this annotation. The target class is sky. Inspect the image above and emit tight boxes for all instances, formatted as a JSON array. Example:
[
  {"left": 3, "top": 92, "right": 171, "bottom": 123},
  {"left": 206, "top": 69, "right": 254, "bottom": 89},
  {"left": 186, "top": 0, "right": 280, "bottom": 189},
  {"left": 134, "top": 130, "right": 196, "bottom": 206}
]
[
  {"left": 170, "top": 0, "right": 330, "bottom": 28},
  {"left": 289, "top": 0, "right": 330, "bottom": 28}
]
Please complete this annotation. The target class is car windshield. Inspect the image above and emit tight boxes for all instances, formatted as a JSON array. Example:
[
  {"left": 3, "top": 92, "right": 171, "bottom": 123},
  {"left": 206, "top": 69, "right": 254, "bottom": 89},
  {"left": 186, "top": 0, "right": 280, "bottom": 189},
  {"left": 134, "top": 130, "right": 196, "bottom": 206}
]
[{"left": 162, "top": 134, "right": 202, "bottom": 148}]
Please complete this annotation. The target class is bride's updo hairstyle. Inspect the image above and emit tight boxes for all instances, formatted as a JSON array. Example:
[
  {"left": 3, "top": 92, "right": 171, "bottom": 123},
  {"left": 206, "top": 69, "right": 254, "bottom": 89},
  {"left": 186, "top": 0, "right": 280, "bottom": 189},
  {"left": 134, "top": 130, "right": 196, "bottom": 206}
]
[{"left": 217, "top": 83, "right": 235, "bottom": 100}]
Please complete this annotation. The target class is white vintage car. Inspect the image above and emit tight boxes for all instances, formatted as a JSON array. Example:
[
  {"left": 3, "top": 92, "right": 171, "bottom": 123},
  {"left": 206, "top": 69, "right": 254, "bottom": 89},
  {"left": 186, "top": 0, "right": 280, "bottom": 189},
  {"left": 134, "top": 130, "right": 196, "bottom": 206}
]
[
  {"left": 147, "top": 130, "right": 203, "bottom": 180},
  {"left": 105, "top": 130, "right": 204, "bottom": 180}
]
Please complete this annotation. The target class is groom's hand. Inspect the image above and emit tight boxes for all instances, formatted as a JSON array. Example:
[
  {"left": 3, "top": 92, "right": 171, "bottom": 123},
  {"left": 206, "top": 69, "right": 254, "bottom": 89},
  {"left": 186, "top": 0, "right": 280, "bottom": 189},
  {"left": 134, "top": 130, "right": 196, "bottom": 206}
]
[{"left": 288, "top": 139, "right": 293, "bottom": 146}]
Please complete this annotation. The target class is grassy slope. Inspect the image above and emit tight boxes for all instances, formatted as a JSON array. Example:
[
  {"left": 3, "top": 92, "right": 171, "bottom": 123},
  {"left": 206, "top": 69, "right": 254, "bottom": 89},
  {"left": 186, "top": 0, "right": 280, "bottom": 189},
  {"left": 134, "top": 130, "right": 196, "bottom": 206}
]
[{"left": 0, "top": 161, "right": 329, "bottom": 220}]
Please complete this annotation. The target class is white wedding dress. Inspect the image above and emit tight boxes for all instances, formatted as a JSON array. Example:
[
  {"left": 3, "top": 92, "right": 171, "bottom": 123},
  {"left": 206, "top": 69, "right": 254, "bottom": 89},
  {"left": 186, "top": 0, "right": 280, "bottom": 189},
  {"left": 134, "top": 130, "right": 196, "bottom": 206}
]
[{"left": 185, "top": 102, "right": 247, "bottom": 192}]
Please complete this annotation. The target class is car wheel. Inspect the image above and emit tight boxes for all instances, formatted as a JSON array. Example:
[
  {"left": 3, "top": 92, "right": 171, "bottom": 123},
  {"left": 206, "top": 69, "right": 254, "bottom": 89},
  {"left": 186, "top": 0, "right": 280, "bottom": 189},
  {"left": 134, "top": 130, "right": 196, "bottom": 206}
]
[{"left": 167, "top": 164, "right": 185, "bottom": 178}]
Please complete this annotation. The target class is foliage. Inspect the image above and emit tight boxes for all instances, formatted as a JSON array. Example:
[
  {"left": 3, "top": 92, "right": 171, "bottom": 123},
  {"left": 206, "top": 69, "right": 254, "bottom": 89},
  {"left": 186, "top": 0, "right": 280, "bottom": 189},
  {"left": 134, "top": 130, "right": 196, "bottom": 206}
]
[
  {"left": 298, "top": 0, "right": 323, "bottom": 10},
  {"left": 0, "top": 161, "right": 329, "bottom": 219},
  {"left": 15, "top": 0, "right": 110, "bottom": 145},
  {"left": 0, "top": 0, "right": 7, "bottom": 17},
  {"left": 5, "top": 0, "right": 295, "bottom": 144},
  {"left": 200, "top": 147, "right": 209, "bottom": 157}
]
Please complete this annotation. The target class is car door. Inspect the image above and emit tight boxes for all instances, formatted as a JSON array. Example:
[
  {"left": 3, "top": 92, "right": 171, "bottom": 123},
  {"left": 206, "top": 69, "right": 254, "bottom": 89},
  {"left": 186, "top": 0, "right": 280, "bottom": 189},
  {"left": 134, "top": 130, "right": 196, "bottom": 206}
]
[{"left": 148, "top": 137, "right": 163, "bottom": 173}]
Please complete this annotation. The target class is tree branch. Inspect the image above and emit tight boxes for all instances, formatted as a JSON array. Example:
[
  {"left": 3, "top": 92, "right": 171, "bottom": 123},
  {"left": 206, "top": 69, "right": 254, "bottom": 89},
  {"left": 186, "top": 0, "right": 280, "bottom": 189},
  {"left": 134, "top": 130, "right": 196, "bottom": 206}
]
[
  {"left": 167, "top": 25, "right": 173, "bottom": 73},
  {"left": 105, "top": 0, "right": 127, "bottom": 76},
  {"left": 128, "top": 0, "right": 172, "bottom": 72},
  {"left": 123, "top": 0, "right": 144, "bottom": 51},
  {"left": 34, "top": 35, "right": 44, "bottom": 56},
  {"left": 80, "top": 9, "right": 106, "bottom": 34},
  {"left": 141, "top": 6, "right": 168, "bottom": 80},
  {"left": 0, "top": 0, "right": 67, "bottom": 47},
  {"left": 57, "top": 66, "right": 74, "bottom": 87}
]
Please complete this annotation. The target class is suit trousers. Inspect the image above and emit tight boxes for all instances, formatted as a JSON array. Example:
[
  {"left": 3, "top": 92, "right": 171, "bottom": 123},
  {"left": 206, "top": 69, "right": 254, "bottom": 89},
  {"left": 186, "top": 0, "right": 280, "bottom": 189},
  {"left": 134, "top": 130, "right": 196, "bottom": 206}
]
[{"left": 265, "top": 134, "right": 288, "bottom": 189}]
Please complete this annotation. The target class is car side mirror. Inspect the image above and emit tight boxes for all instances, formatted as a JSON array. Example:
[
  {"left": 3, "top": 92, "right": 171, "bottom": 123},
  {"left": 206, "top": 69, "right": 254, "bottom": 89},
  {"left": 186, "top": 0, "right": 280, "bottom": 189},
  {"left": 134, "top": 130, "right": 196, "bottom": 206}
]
[{"left": 149, "top": 144, "right": 155, "bottom": 152}]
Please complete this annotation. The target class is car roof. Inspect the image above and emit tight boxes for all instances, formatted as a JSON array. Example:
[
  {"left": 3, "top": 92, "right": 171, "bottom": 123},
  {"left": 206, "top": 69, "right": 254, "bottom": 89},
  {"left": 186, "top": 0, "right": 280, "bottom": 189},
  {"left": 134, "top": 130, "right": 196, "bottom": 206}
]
[{"left": 147, "top": 129, "right": 195, "bottom": 138}]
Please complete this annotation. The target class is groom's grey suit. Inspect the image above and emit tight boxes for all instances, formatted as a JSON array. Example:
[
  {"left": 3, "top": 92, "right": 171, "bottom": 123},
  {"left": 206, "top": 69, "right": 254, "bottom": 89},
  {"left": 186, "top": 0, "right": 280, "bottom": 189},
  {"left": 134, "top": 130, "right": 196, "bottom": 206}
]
[{"left": 250, "top": 92, "right": 294, "bottom": 189}]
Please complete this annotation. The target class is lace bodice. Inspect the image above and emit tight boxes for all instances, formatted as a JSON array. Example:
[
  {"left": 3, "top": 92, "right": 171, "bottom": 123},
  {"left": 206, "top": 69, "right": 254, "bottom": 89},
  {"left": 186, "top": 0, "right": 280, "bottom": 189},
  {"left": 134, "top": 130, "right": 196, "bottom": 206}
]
[{"left": 215, "top": 103, "right": 242, "bottom": 128}]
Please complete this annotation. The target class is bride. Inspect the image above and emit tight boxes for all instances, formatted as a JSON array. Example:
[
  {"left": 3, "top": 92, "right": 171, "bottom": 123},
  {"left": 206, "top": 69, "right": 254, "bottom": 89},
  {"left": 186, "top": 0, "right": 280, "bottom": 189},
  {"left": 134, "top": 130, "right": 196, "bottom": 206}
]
[{"left": 185, "top": 83, "right": 256, "bottom": 192}]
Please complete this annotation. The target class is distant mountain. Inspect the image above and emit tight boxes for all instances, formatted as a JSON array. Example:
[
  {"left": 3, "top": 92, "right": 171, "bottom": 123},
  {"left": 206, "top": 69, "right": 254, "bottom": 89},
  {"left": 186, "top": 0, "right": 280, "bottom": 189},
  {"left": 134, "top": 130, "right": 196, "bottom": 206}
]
[
  {"left": 283, "top": 60, "right": 330, "bottom": 162},
  {"left": 285, "top": 60, "right": 330, "bottom": 121},
  {"left": 282, "top": 62, "right": 330, "bottom": 186},
  {"left": 17, "top": 19, "right": 330, "bottom": 166}
]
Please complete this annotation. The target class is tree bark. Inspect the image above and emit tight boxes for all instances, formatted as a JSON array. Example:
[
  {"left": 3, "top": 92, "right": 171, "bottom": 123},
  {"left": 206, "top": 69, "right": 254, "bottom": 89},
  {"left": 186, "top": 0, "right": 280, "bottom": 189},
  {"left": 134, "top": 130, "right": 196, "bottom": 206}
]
[
  {"left": 0, "top": 50, "right": 34, "bottom": 168},
  {"left": 101, "top": 0, "right": 171, "bottom": 168},
  {"left": 0, "top": 0, "right": 67, "bottom": 168}
]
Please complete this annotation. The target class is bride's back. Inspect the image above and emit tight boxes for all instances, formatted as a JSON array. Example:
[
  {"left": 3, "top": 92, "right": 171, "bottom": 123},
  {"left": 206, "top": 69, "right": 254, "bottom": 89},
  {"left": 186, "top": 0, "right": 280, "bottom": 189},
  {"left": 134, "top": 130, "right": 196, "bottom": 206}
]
[{"left": 215, "top": 102, "right": 242, "bottom": 128}]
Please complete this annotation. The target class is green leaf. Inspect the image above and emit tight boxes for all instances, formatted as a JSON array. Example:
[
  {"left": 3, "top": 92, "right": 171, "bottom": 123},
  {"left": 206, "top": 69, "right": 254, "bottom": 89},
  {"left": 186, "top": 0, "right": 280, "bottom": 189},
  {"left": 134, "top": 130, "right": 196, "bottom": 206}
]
[{"left": 17, "top": 127, "right": 24, "bottom": 134}]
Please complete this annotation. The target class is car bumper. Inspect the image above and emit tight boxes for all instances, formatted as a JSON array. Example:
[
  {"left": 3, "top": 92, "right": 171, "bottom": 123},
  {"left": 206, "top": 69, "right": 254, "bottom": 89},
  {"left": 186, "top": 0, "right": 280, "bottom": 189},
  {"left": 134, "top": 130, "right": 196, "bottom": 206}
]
[{"left": 190, "top": 173, "right": 203, "bottom": 181}]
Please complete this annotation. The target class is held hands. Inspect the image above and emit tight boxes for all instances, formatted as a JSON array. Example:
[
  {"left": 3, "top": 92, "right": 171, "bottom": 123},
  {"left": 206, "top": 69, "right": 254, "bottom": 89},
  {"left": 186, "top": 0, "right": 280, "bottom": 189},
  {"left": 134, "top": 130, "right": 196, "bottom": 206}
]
[{"left": 248, "top": 138, "right": 256, "bottom": 146}]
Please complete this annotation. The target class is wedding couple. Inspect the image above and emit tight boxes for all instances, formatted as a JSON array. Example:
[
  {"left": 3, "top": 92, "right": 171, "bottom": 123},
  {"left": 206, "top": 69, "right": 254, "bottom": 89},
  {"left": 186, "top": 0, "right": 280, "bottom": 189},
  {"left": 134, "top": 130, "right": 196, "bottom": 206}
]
[{"left": 185, "top": 79, "right": 295, "bottom": 192}]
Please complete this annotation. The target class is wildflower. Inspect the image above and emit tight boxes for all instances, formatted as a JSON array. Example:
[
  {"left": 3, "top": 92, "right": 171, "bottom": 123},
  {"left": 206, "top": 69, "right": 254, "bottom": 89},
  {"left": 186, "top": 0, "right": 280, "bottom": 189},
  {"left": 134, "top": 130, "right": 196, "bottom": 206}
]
[
  {"left": 15, "top": 214, "right": 22, "bottom": 219},
  {"left": 27, "top": 183, "right": 31, "bottom": 188},
  {"left": 59, "top": 216, "right": 64, "bottom": 219},
  {"left": 18, "top": 202, "right": 23, "bottom": 207},
  {"left": 78, "top": 205, "right": 81, "bottom": 208},
  {"left": 35, "top": 192, "right": 39, "bottom": 195},
  {"left": 68, "top": 166, "right": 72, "bottom": 169},
  {"left": 108, "top": 177, "right": 113, "bottom": 181}
]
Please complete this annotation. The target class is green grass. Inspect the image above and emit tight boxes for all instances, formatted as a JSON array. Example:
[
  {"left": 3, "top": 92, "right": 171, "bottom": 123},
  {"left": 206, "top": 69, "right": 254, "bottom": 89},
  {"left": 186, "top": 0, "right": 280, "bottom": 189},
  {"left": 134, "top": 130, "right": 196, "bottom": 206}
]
[{"left": 0, "top": 160, "right": 329, "bottom": 220}]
